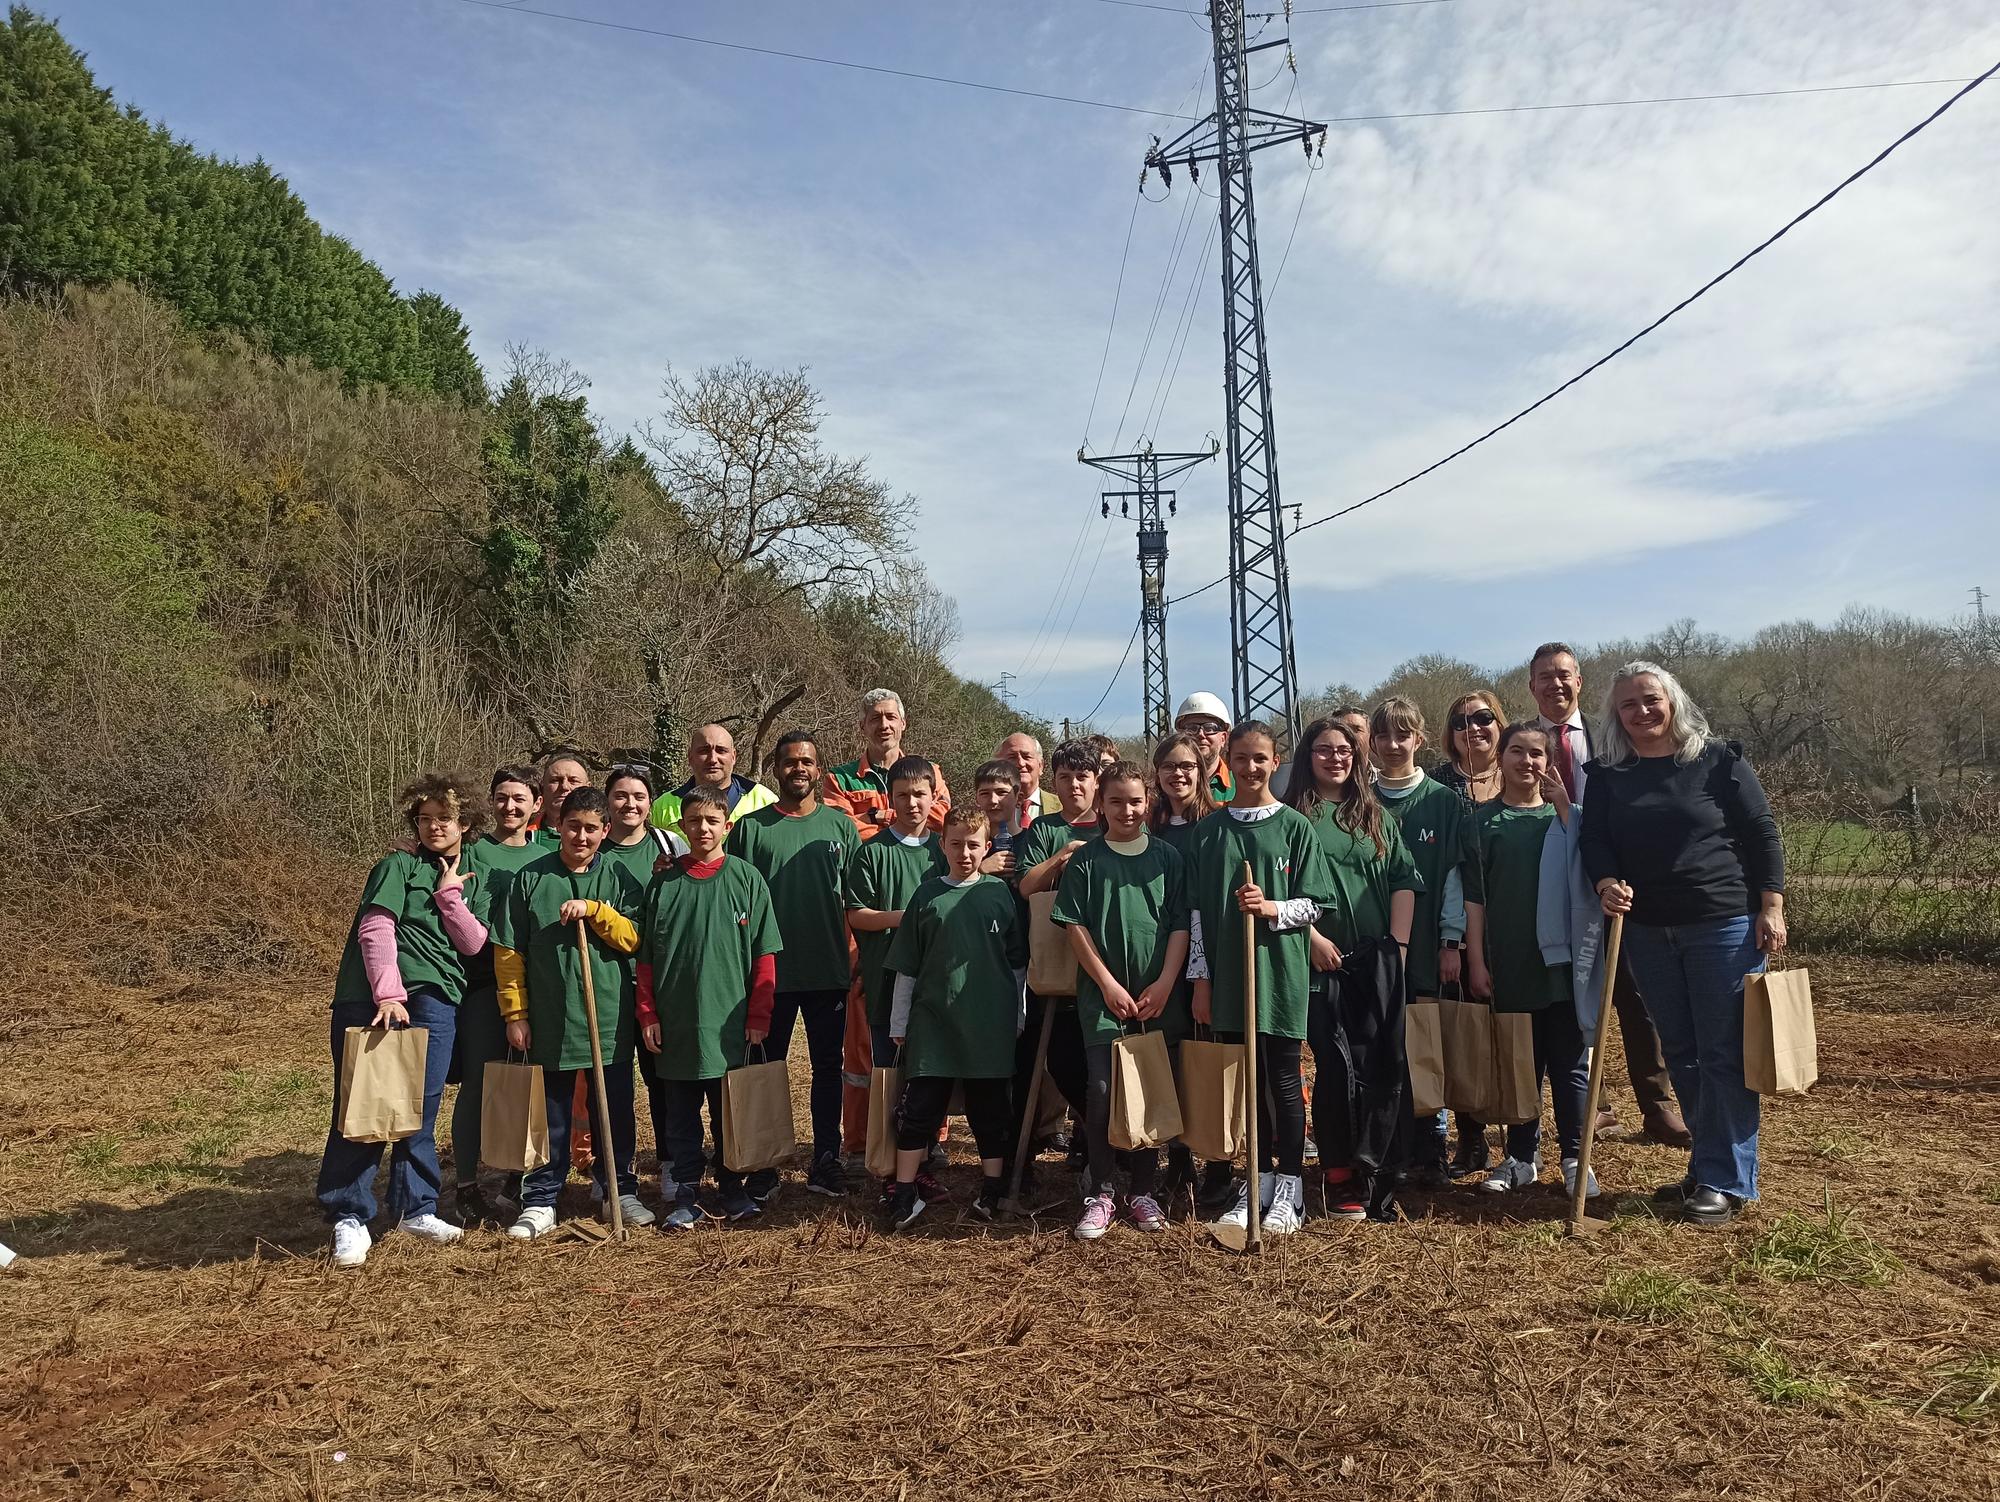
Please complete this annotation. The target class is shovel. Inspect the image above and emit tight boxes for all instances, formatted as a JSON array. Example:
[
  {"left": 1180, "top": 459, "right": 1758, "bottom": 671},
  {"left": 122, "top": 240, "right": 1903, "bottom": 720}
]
[
  {"left": 1566, "top": 912, "right": 1624, "bottom": 1238},
  {"left": 576, "top": 919, "right": 626, "bottom": 1242}
]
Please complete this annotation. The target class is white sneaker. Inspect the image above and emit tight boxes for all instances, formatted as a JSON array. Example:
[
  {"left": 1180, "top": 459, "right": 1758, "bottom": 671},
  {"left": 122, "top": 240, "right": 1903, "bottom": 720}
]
[
  {"left": 397, "top": 1212, "right": 463, "bottom": 1245},
  {"left": 508, "top": 1206, "right": 556, "bottom": 1240},
  {"left": 1479, "top": 1157, "right": 1539, "bottom": 1194},
  {"left": 1264, "top": 1174, "right": 1305, "bottom": 1236},
  {"left": 1561, "top": 1159, "right": 1600, "bottom": 1198},
  {"left": 606, "top": 1193, "right": 655, "bottom": 1228},
  {"left": 330, "top": 1217, "right": 370, "bottom": 1268}
]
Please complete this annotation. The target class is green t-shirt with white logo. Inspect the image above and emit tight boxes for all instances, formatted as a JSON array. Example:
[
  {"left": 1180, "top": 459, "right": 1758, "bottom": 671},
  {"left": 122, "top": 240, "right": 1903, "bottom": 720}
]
[
  {"left": 885, "top": 874, "right": 1027, "bottom": 1079},
  {"left": 639, "top": 856, "right": 783, "bottom": 1080},
  {"left": 1050, "top": 836, "right": 1191, "bottom": 1045},
  {"left": 727, "top": 803, "right": 860, "bottom": 993}
]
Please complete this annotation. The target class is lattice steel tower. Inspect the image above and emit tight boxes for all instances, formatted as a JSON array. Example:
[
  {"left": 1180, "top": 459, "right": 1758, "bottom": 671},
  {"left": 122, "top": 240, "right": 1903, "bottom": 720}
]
[
  {"left": 1145, "top": 1, "right": 1325, "bottom": 749},
  {"left": 1080, "top": 441, "right": 1218, "bottom": 745}
]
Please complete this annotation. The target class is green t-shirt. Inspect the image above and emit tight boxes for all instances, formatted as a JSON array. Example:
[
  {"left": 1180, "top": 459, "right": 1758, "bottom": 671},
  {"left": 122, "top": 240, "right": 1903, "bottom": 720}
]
[
  {"left": 463, "top": 834, "right": 542, "bottom": 991},
  {"left": 1016, "top": 809, "right": 1104, "bottom": 876},
  {"left": 1050, "top": 836, "right": 1191, "bottom": 1045},
  {"left": 726, "top": 803, "right": 860, "bottom": 993},
  {"left": 600, "top": 830, "right": 672, "bottom": 889},
  {"left": 639, "top": 855, "right": 783, "bottom": 1081},
  {"left": 490, "top": 851, "right": 646, "bottom": 1071},
  {"left": 885, "top": 874, "right": 1027, "bottom": 1079},
  {"left": 1377, "top": 776, "right": 1470, "bottom": 996},
  {"left": 844, "top": 829, "right": 946, "bottom": 1027},
  {"left": 332, "top": 850, "right": 472, "bottom": 1010},
  {"left": 1301, "top": 800, "right": 1422, "bottom": 957},
  {"left": 1184, "top": 806, "right": 1336, "bottom": 1040},
  {"left": 1466, "top": 800, "right": 1568, "bottom": 1014}
]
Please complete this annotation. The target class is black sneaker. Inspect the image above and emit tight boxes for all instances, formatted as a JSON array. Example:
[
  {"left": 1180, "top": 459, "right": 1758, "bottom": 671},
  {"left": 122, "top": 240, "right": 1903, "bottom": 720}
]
[
  {"left": 806, "top": 1153, "right": 846, "bottom": 1198},
  {"left": 722, "top": 1187, "right": 761, "bottom": 1222},
  {"left": 876, "top": 1177, "right": 899, "bottom": 1212},
  {"left": 915, "top": 1169, "right": 950, "bottom": 1203},
  {"left": 1449, "top": 1137, "right": 1490, "bottom": 1179},
  {"left": 1681, "top": 1187, "right": 1741, "bottom": 1227},
  {"left": 746, "top": 1170, "right": 779, "bottom": 1205},
  {"left": 454, "top": 1183, "right": 507, "bottom": 1227},
  {"left": 1159, "top": 1143, "right": 1196, "bottom": 1204},
  {"left": 1196, "top": 1162, "right": 1237, "bottom": 1217},
  {"left": 970, "top": 1176, "right": 1005, "bottom": 1222},
  {"left": 888, "top": 1183, "right": 927, "bottom": 1232}
]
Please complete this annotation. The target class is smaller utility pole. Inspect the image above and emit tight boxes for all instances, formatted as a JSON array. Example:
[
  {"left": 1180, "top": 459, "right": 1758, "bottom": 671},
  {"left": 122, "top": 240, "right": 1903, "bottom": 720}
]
[
  {"left": 1080, "top": 440, "right": 1219, "bottom": 746},
  {"left": 996, "top": 671, "right": 1016, "bottom": 709}
]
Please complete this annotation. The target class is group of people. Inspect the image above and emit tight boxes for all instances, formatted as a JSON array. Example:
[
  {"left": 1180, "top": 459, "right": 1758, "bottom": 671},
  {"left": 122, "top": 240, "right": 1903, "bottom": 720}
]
[{"left": 314, "top": 645, "right": 1788, "bottom": 1267}]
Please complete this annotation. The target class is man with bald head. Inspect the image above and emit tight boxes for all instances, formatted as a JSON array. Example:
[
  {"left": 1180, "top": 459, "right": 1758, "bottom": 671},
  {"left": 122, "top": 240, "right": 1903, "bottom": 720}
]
[
  {"left": 996, "top": 731, "right": 1060, "bottom": 836},
  {"left": 650, "top": 722, "right": 776, "bottom": 830}
]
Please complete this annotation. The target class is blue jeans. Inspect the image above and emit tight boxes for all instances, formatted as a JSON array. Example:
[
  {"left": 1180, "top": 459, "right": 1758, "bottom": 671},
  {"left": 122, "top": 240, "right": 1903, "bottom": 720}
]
[
  {"left": 1503, "top": 1003, "right": 1588, "bottom": 1166},
  {"left": 316, "top": 989, "right": 458, "bottom": 1224},
  {"left": 1619, "top": 916, "right": 1764, "bottom": 1200},
  {"left": 521, "top": 1064, "right": 638, "bottom": 1209}
]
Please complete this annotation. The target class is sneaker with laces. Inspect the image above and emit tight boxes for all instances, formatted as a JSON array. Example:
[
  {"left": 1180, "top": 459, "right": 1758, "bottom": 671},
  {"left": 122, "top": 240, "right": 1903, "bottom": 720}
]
[
  {"left": 806, "top": 1153, "right": 846, "bottom": 1198},
  {"left": 1127, "top": 1194, "right": 1168, "bottom": 1232},
  {"left": 508, "top": 1205, "right": 556, "bottom": 1240},
  {"left": 1478, "top": 1157, "right": 1538, "bottom": 1194},
  {"left": 722, "top": 1187, "right": 761, "bottom": 1222},
  {"left": 915, "top": 1169, "right": 949, "bottom": 1203},
  {"left": 1263, "top": 1175, "right": 1305, "bottom": 1236},
  {"left": 1323, "top": 1168, "right": 1366, "bottom": 1220},
  {"left": 1560, "top": 1158, "right": 1600, "bottom": 1198},
  {"left": 1073, "top": 1193, "right": 1116, "bottom": 1240},
  {"left": 604, "top": 1193, "right": 656, "bottom": 1228},
  {"left": 397, "top": 1212, "right": 464, "bottom": 1245},
  {"left": 662, "top": 1195, "right": 702, "bottom": 1231},
  {"left": 888, "top": 1183, "right": 926, "bottom": 1231},
  {"left": 331, "top": 1217, "right": 371, "bottom": 1268}
]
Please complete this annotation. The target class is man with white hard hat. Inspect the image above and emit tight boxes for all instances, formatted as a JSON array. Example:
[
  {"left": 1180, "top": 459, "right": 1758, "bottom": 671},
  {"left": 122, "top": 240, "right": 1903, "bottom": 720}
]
[{"left": 1174, "top": 691, "right": 1234, "bottom": 803}]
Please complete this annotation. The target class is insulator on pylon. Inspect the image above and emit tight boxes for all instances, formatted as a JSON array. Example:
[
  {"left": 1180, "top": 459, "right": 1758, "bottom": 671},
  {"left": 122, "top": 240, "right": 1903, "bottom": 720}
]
[
  {"left": 1101, "top": 500, "right": 1110, "bottom": 518},
  {"left": 1169, "top": 497, "right": 1177, "bottom": 517},
  {"left": 1121, "top": 501, "right": 1130, "bottom": 518}
]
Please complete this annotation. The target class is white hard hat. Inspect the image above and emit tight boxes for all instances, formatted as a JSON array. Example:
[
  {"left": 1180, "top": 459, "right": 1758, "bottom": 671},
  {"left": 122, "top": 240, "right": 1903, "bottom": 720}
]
[{"left": 1174, "top": 692, "right": 1231, "bottom": 728}]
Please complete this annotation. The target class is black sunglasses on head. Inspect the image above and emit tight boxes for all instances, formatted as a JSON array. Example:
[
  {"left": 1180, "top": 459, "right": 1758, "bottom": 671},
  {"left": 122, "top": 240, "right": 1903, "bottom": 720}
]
[{"left": 1449, "top": 709, "right": 1498, "bottom": 731}]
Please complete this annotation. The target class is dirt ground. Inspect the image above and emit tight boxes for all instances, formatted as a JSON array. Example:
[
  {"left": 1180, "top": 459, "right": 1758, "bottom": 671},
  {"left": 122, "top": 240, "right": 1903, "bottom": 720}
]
[{"left": 2, "top": 925, "right": 1996, "bottom": 1501}]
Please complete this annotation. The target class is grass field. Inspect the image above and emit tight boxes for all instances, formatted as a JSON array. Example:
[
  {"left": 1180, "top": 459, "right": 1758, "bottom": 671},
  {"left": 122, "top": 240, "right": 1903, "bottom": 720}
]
[{"left": 2, "top": 934, "right": 1996, "bottom": 1500}]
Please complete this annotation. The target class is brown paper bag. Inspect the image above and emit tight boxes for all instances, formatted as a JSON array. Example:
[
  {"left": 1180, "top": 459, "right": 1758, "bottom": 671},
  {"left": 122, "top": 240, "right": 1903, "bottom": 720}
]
[
  {"left": 1176, "top": 1035, "right": 1245, "bottom": 1160},
  {"left": 866, "top": 1064, "right": 902, "bottom": 1179},
  {"left": 479, "top": 1056, "right": 549, "bottom": 1172},
  {"left": 1440, "top": 996, "right": 1495, "bottom": 1120},
  {"left": 1744, "top": 968, "right": 1817, "bottom": 1095},
  {"left": 1488, "top": 1011, "right": 1541, "bottom": 1126},
  {"left": 1033, "top": 1064, "right": 1071, "bottom": 1142},
  {"left": 336, "top": 1025, "right": 428, "bottom": 1143},
  {"left": 721, "top": 1056, "right": 796, "bottom": 1171},
  {"left": 1405, "top": 997, "right": 1447, "bottom": 1117},
  {"left": 1109, "top": 1028, "right": 1184, "bottom": 1150},
  {"left": 1026, "top": 890, "right": 1079, "bottom": 997}
]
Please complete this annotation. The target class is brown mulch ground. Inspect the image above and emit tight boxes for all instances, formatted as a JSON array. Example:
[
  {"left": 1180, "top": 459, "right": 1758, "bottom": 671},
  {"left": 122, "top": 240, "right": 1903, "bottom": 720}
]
[{"left": 1, "top": 933, "right": 1995, "bottom": 1501}]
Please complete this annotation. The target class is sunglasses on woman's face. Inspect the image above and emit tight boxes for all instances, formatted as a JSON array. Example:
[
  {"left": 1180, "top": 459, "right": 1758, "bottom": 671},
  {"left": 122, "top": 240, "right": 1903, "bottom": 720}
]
[{"left": 1449, "top": 709, "right": 1498, "bottom": 732}]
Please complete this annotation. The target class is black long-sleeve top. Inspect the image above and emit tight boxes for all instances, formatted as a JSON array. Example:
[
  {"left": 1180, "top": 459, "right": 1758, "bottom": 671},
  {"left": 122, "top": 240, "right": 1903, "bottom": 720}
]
[{"left": 1578, "top": 740, "right": 1785, "bottom": 927}]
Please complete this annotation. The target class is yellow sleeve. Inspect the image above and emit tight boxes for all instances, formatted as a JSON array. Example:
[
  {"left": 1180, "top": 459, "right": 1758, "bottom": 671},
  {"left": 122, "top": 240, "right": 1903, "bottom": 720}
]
[
  {"left": 585, "top": 900, "right": 640, "bottom": 955},
  {"left": 495, "top": 945, "right": 528, "bottom": 1023}
]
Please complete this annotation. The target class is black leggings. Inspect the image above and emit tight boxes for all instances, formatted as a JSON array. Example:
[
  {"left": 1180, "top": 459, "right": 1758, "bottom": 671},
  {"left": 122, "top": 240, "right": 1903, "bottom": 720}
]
[
  {"left": 1081, "top": 1042, "right": 1162, "bottom": 1199},
  {"left": 1218, "top": 1032, "right": 1306, "bottom": 1178},
  {"left": 895, "top": 1076, "right": 1012, "bottom": 1160}
]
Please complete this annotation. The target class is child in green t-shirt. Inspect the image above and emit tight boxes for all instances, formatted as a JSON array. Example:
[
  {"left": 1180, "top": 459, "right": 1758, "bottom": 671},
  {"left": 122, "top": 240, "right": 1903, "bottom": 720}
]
[
  {"left": 639, "top": 785, "right": 783, "bottom": 1228},
  {"left": 493, "top": 786, "right": 650, "bottom": 1239},
  {"left": 1051, "top": 762, "right": 1189, "bottom": 1239},
  {"left": 1464, "top": 723, "right": 1590, "bottom": 1199},
  {"left": 320, "top": 772, "right": 491, "bottom": 1269},
  {"left": 882, "top": 807, "right": 1028, "bottom": 1231},
  {"left": 845, "top": 756, "right": 945, "bottom": 1071}
]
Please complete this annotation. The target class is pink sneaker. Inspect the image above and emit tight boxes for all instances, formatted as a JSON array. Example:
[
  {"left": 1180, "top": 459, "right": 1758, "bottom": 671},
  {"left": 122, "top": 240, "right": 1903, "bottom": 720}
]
[
  {"left": 1073, "top": 1192, "right": 1116, "bottom": 1241},
  {"left": 1127, "top": 1194, "right": 1168, "bottom": 1232}
]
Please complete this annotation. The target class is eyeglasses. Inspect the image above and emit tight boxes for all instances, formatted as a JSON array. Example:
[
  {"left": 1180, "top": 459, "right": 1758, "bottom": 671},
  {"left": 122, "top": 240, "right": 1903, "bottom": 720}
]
[{"left": 1449, "top": 709, "right": 1498, "bottom": 732}]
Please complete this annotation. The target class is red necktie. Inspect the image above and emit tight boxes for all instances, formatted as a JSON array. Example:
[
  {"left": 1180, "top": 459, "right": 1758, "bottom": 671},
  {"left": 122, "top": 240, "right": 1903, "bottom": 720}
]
[{"left": 1552, "top": 723, "right": 1577, "bottom": 801}]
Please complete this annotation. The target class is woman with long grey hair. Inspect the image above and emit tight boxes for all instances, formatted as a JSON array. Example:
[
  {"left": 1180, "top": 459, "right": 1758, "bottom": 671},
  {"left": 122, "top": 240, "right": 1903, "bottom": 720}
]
[{"left": 1578, "top": 662, "right": 1786, "bottom": 1227}]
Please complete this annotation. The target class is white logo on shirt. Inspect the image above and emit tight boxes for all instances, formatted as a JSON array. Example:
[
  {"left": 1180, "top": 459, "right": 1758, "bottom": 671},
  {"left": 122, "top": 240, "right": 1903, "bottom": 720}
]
[{"left": 990, "top": 919, "right": 1001, "bottom": 933}]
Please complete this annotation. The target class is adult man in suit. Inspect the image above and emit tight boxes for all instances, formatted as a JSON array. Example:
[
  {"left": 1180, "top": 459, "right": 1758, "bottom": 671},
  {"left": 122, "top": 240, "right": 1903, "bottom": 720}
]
[{"left": 1528, "top": 641, "right": 1692, "bottom": 1149}]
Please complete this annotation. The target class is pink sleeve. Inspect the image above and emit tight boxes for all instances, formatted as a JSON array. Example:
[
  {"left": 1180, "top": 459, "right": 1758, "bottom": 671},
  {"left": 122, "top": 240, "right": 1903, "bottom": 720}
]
[
  {"left": 433, "top": 884, "right": 489, "bottom": 955},
  {"left": 357, "top": 908, "right": 408, "bottom": 1005}
]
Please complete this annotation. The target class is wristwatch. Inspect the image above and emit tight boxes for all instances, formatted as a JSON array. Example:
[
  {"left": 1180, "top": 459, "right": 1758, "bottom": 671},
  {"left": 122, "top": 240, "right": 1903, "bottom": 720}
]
[{"left": 1441, "top": 939, "right": 1465, "bottom": 952}]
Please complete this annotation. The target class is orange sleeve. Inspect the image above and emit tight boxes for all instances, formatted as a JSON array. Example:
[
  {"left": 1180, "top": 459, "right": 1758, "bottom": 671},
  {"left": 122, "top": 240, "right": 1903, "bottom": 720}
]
[{"left": 926, "top": 762, "right": 952, "bottom": 830}]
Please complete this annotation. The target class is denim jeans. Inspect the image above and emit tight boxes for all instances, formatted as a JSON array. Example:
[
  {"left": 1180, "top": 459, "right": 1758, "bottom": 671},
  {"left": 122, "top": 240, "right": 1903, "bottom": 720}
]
[
  {"left": 448, "top": 986, "right": 507, "bottom": 1186},
  {"left": 1618, "top": 915, "right": 1764, "bottom": 1200},
  {"left": 1502, "top": 1003, "right": 1588, "bottom": 1166},
  {"left": 521, "top": 1064, "right": 638, "bottom": 1209},
  {"left": 765, "top": 988, "right": 847, "bottom": 1165},
  {"left": 316, "top": 988, "right": 458, "bottom": 1225}
]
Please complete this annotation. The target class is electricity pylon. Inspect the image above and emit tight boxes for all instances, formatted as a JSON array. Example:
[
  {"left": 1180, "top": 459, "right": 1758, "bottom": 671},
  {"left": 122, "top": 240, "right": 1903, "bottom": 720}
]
[
  {"left": 1145, "top": 0, "right": 1325, "bottom": 750},
  {"left": 1080, "top": 440, "right": 1219, "bottom": 745}
]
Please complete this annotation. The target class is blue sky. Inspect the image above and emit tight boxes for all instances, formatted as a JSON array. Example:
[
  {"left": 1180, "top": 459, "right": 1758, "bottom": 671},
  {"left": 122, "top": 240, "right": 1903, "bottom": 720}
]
[{"left": 51, "top": 0, "right": 1999, "bottom": 732}]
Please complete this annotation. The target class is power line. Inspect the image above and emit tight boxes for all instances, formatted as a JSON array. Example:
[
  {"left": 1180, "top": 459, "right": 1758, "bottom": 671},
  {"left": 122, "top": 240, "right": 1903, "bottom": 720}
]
[
  {"left": 1326, "top": 76, "right": 1981, "bottom": 126},
  {"left": 1169, "top": 57, "right": 1999, "bottom": 606},
  {"left": 448, "top": 0, "right": 1200, "bottom": 118},
  {"left": 1096, "top": 0, "right": 1466, "bottom": 13},
  {"left": 1078, "top": 617, "right": 1145, "bottom": 724}
]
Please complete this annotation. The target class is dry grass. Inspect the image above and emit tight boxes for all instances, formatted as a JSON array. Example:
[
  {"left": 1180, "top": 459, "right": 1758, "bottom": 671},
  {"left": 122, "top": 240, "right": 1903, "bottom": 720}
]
[{"left": 2, "top": 933, "right": 1997, "bottom": 1500}]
